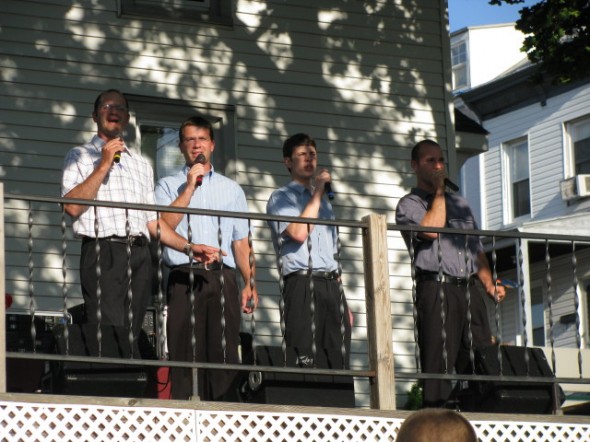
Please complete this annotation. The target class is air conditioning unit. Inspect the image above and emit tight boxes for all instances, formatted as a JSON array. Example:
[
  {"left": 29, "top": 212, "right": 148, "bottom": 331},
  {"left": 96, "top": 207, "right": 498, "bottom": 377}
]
[{"left": 560, "top": 174, "right": 590, "bottom": 200}]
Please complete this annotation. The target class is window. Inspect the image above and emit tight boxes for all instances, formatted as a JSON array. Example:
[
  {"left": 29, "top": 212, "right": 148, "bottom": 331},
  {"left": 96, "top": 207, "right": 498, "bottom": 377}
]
[
  {"left": 125, "top": 95, "right": 236, "bottom": 183},
  {"left": 118, "top": 0, "right": 232, "bottom": 26},
  {"left": 531, "top": 285, "right": 545, "bottom": 346},
  {"left": 451, "top": 40, "right": 469, "bottom": 90},
  {"left": 504, "top": 138, "right": 530, "bottom": 221},
  {"left": 566, "top": 116, "right": 590, "bottom": 175}
]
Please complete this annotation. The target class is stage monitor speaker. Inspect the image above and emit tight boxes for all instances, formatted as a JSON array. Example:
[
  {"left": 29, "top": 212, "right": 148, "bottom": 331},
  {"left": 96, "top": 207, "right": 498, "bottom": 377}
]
[
  {"left": 458, "top": 345, "right": 563, "bottom": 414},
  {"left": 6, "top": 312, "right": 62, "bottom": 393},
  {"left": 241, "top": 346, "right": 355, "bottom": 408},
  {"left": 50, "top": 323, "right": 148, "bottom": 398}
]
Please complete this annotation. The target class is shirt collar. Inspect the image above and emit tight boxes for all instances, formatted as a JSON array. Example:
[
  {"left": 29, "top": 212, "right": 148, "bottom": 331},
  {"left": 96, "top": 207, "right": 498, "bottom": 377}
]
[
  {"left": 183, "top": 163, "right": 215, "bottom": 178},
  {"left": 286, "top": 180, "right": 311, "bottom": 195}
]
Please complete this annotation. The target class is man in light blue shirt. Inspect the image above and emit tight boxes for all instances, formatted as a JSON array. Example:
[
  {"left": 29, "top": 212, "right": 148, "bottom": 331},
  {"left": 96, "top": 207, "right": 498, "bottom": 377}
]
[
  {"left": 266, "top": 133, "right": 351, "bottom": 367},
  {"left": 155, "top": 116, "right": 258, "bottom": 401}
]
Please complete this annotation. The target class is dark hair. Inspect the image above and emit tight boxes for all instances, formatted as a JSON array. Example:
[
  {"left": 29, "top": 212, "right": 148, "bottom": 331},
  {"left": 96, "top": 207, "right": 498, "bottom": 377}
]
[
  {"left": 411, "top": 139, "right": 440, "bottom": 162},
  {"left": 93, "top": 89, "right": 129, "bottom": 113},
  {"left": 178, "top": 116, "right": 215, "bottom": 142},
  {"left": 282, "top": 133, "right": 316, "bottom": 158}
]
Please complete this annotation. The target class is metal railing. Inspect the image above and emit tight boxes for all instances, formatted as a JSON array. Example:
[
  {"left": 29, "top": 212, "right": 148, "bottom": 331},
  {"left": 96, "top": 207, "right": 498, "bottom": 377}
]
[{"left": 2, "top": 186, "right": 590, "bottom": 413}]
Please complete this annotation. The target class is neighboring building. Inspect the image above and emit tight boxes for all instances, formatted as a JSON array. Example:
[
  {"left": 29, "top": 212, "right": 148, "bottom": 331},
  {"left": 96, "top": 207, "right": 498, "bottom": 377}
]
[
  {"left": 457, "top": 45, "right": 590, "bottom": 405},
  {"left": 450, "top": 23, "right": 526, "bottom": 92},
  {"left": 0, "top": 0, "right": 470, "bottom": 407}
]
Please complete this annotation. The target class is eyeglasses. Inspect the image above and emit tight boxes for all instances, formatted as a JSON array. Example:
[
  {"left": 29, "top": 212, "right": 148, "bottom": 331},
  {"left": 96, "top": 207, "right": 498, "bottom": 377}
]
[
  {"left": 183, "top": 136, "right": 211, "bottom": 144},
  {"left": 99, "top": 104, "right": 128, "bottom": 113}
]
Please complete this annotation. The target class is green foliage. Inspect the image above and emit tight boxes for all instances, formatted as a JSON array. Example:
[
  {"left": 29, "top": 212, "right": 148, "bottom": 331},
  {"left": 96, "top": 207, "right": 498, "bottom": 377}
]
[
  {"left": 488, "top": 0, "right": 590, "bottom": 84},
  {"left": 404, "top": 382, "right": 423, "bottom": 410}
]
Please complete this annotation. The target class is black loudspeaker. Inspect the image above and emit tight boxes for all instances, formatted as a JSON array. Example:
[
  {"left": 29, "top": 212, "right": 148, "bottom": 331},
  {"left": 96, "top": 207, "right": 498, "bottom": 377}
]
[
  {"left": 6, "top": 313, "right": 63, "bottom": 393},
  {"left": 50, "top": 324, "right": 148, "bottom": 398},
  {"left": 458, "top": 345, "right": 563, "bottom": 414},
  {"left": 241, "top": 346, "right": 355, "bottom": 408}
]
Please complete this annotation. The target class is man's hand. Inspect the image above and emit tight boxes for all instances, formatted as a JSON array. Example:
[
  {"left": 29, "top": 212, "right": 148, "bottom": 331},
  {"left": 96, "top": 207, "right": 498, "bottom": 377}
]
[
  {"left": 241, "top": 286, "right": 258, "bottom": 314},
  {"left": 314, "top": 168, "right": 331, "bottom": 194},
  {"left": 187, "top": 163, "right": 206, "bottom": 188},
  {"left": 486, "top": 283, "right": 506, "bottom": 303},
  {"left": 191, "top": 244, "right": 226, "bottom": 264},
  {"left": 101, "top": 137, "right": 125, "bottom": 166},
  {"left": 431, "top": 169, "right": 446, "bottom": 193}
]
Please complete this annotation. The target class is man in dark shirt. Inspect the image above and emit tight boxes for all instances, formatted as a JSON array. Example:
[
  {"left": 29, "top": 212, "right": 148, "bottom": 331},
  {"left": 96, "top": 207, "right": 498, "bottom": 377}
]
[{"left": 395, "top": 139, "right": 506, "bottom": 407}]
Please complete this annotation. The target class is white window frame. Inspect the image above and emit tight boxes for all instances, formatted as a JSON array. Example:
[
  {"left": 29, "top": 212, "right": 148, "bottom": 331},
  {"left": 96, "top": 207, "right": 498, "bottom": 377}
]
[
  {"left": 118, "top": 0, "right": 232, "bottom": 26},
  {"left": 451, "top": 37, "right": 469, "bottom": 91},
  {"left": 502, "top": 137, "right": 531, "bottom": 224},
  {"left": 125, "top": 94, "right": 236, "bottom": 183},
  {"left": 564, "top": 115, "right": 590, "bottom": 177}
]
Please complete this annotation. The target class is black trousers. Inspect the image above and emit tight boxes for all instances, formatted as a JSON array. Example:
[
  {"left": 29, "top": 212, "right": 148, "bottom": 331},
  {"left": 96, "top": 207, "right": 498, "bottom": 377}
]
[
  {"left": 79, "top": 239, "right": 152, "bottom": 339},
  {"left": 416, "top": 280, "right": 491, "bottom": 407},
  {"left": 283, "top": 274, "right": 352, "bottom": 367},
  {"left": 166, "top": 266, "right": 240, "bottom": 401}
]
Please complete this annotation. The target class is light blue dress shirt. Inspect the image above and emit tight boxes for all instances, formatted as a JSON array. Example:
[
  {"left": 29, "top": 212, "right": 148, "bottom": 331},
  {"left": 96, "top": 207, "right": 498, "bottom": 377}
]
[
  {"left": 266, "top": 181, "right": 338, "bottom": 275},
  {"left": 155, "top": 165, "right": 249, "bottom": 269}
]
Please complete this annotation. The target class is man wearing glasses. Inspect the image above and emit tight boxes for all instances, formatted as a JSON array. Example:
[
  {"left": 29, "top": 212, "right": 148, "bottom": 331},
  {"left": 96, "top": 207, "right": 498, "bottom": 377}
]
[
  {"left": 62, "top": 90, "right": 219, "bottom": 342},
  {"left": 155, "top": 116, "right": 258, "bottom": 401}
]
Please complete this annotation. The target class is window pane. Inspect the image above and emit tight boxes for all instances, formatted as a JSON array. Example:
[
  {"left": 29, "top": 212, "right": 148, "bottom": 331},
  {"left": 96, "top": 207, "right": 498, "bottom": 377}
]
[
  {"left": 453, "top": 66, "right": 467, "bottom": 89},
  {"left": 513, "top": 178, "right": 530, "bottom": 217},
  {"left": 507, "top": 139, "right": 530, "bottom": 219},
  {"left": 451, "top": 43, "right": 466, "bottom": 65},
  {"left": 510, "top": 141, "right": 529, "bottom": 181},
  {"left": 140, "top": 125, "right": 185, "bottom": 182},
  {"left": 531, "top": 288, "right": 545, "bottom": 346},
  {"left": 570, "top": 117, "right": 590, "bottom": 174},
  {"left": 575, "top": 137, "right": 590, "bottom": 174}
]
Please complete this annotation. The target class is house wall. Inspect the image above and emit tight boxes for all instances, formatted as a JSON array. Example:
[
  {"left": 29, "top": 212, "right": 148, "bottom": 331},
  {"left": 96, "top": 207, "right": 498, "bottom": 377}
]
[
  {"left": 0, "top": 0, "right": 455, "bottom": 407},
  {"left": 478, "top": 83, "right": 590, "bottom": 230}
]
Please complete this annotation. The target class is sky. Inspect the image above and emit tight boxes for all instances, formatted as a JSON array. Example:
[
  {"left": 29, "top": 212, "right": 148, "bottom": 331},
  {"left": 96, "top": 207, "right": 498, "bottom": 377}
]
[{"left": 448, "top": 0, "right": 539, "bottom": 32}]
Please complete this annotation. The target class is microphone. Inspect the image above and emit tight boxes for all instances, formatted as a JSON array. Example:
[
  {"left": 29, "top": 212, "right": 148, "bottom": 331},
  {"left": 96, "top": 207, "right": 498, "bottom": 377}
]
[
  {"left": 324, "top": 182, "right": 335, "bottom": 200},
  {"left": 194, "top": 153, "right": 206, "bottom": 187},
  {"left": 113, "top": 134, "right": 123, "bottom": 164},
  {"left": 444, "top": 178, "right": 460, "bottom": 192}
]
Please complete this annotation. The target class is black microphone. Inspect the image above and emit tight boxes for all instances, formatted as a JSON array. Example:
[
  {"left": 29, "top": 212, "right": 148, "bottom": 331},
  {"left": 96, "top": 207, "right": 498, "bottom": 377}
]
[
  {"left": 444, "top": 178, "right": 460, "bottom": 192},
  {"left": 324, "top": 182, "right": 335, "bottom": 200},
  {"left": 194, "top": 153, "right": 206, "bottom": 187}
]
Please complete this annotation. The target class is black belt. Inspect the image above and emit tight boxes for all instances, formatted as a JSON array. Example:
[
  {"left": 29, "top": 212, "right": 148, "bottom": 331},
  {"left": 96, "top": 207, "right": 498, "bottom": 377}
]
[
  {"left": 285, "top": 270, "right": 339, "bottom": 280},
  {"left": 83, "top": 235, "right": 148, "bottom": 247},
  {"left": 173, "top": 262, "right": 226, "bottom": 272},
  {"left": 415, "top": 273, "right": 475, "bottom": 287}
]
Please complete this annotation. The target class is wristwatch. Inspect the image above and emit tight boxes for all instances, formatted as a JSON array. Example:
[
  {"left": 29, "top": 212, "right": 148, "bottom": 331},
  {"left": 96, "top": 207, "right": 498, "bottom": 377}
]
[{"left": 183, "top": 242, "right": 192, "bottom": 256}]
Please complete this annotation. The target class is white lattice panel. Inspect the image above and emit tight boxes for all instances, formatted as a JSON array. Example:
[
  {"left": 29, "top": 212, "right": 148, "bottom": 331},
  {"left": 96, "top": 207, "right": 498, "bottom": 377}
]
[
  {"left": 1, "top": 401, "right": 195, "bottom": 441},
  {"left": 2, "top": 400, "right": 590, "bottom": 442},
  {"left": 197, "top": 411, "right": 399, "bottom": 441}
]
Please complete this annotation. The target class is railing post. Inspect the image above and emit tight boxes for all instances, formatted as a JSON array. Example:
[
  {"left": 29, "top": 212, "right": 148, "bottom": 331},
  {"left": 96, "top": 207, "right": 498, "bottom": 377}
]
[
  {"left": 362, "top": 214, "right": 395, "bottom": 410},
  {"left": 0, "top": 183, "right": 6, "bottom": 393}
]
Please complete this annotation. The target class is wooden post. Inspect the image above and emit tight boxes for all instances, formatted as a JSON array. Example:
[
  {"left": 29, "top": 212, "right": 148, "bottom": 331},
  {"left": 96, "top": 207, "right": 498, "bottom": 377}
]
[{"left": 362, "top": 214, "right": 395, "bottom": 410}]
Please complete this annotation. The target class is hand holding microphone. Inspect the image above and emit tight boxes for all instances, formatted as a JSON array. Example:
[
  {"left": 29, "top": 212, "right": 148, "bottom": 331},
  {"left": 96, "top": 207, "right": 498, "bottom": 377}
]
[
  {"left": 324, "top": 182, "right": 335, "bottom": 200},
  {"left": 194, "top": 153, "right": 206, "bottom": 187},
  {"left": 316, "top": 168, "right": 335, "bottom": 200},
  {"left": 444, "top": 178, "right": 459, "bottom": 192}
]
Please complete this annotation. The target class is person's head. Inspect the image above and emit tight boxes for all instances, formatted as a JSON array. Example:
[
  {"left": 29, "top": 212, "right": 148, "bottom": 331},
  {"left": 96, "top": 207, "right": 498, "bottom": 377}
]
[
  {"left": 396, "top": 409, "right": 478, "bottom": 442},
  {"left": 178, "top": 116, "right": 216, "bottom": 166},
  {"left": 92, "top": 89, "right": 130, "bottom": 141},
  {"left": 410, "top": 139, "right": 445, "bottom": 191},
  {"left": 282, "top": 133, "right": 317, "bottom": 182}
]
